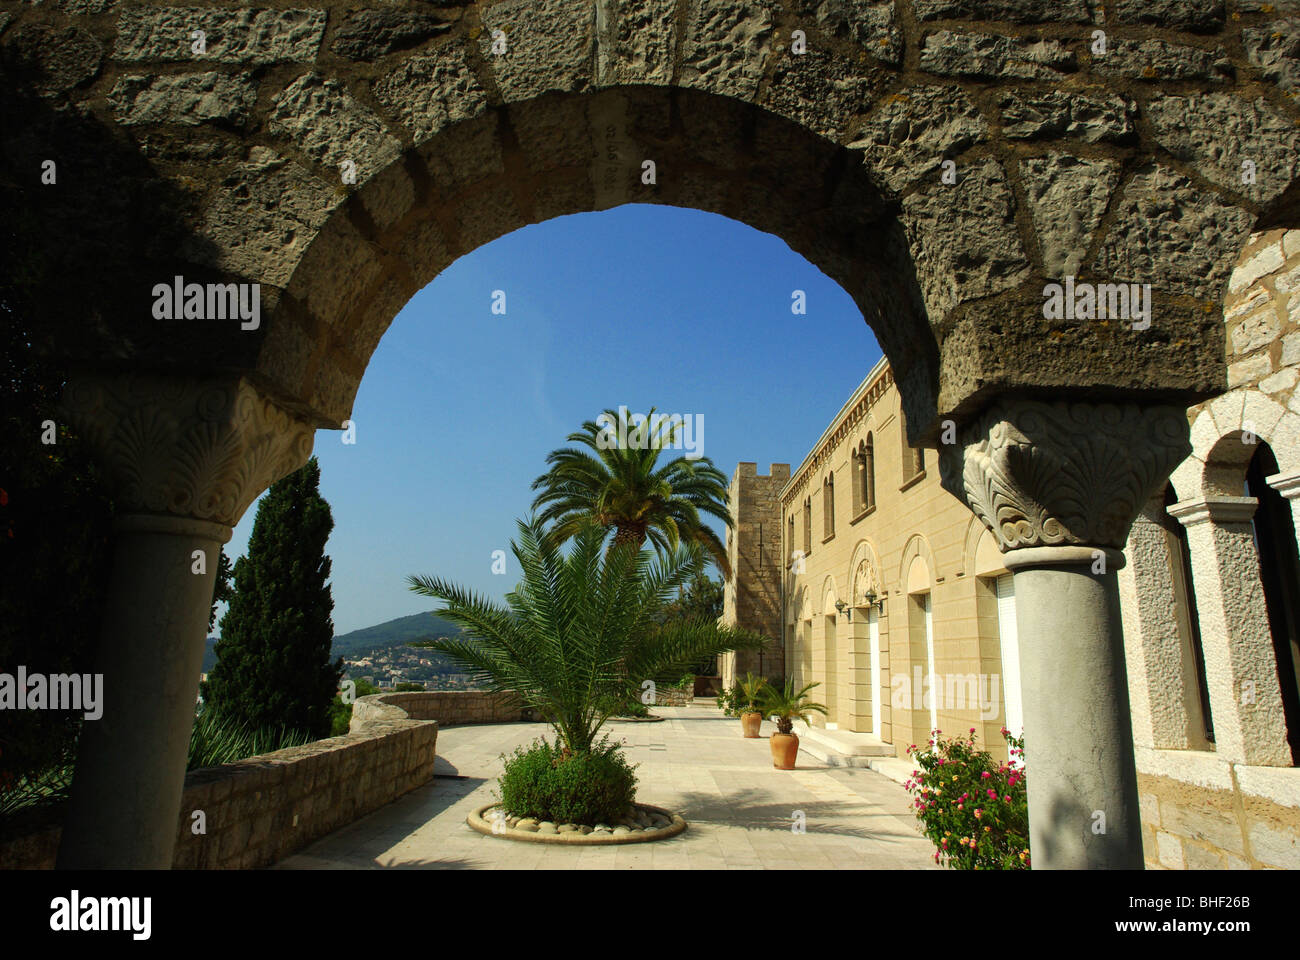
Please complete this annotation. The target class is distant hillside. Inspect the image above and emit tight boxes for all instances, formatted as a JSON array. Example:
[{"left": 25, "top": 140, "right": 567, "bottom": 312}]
[
  {"left": 331, "top": 611, "right": 463, "bottom": 656},
  {"left": 201, "top": 611, "right": 463, "bottom": 673}
]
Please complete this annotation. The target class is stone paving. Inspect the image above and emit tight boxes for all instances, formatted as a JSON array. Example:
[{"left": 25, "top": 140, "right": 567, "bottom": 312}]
[{"left": 276, "top": 704, "right": 938, "bottom": 870}]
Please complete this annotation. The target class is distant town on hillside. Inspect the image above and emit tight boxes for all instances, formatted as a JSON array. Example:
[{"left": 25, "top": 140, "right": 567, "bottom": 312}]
[{"left": 202, "top": 611, "right": 484, "bottom": 691}]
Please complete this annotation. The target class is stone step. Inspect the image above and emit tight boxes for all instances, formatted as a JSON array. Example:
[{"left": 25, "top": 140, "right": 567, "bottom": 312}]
[
  {"left": 797, "top": 737, "right": 874, "bottom": 768},
  {"left": 800, "top": 725, "right": 895, "bottom": 757}
]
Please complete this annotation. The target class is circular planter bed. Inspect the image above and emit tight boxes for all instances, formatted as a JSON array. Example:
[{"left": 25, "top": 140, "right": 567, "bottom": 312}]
[{"left": 467, "top": 802, "right": 687, "bottom": 844}]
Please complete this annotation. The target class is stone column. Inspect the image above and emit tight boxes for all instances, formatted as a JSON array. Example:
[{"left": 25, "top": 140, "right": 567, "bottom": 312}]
[
  {"left": 1117, "top": 493, "right": 1208, "bottom": 750},
  {"left": 940, "top": 399, "right": 1191, "bottom": 870},
  {"left": 1266, "top": 470, "right": 1300, "bottom": 547},
  {"left": 1167, "top": 496, "right": 1291, "bottom": 766},
  {"left": 55, "top": 374, "right": 314, "bottom": 869}
]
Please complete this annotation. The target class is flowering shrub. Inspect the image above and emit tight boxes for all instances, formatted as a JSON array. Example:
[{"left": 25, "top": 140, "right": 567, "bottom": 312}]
[{"left": 904, "top": 727, "right": 1030, "bottom": 870}]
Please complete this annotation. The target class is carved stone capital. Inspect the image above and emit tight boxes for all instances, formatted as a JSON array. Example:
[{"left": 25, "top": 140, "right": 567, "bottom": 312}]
[
  {"left": 61, "top": 374, "right": 315, "bottom": 528},
  {"left": 938, "top": 399, "right": 1191, "bottom": 553}
]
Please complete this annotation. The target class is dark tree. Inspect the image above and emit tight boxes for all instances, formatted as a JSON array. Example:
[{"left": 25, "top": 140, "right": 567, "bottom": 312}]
[
  {"left": 0, "top": 250, "right": 115, "bottom": 801},
  {"left": 207, "top": 548, "right": 233, "bottom": 633},
  {"left": 201, "top": 458, "right": 342, "bottom": 739}
]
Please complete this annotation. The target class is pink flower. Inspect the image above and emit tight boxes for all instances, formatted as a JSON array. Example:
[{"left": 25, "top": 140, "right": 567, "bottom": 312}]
[
  {"left": 987, "top": 789, "right": 997, "bottom": 799},
  {"left": 981, "top": 771, "right": 991, "bottom": 779},
  {"left": 974, "top": 809, "right": 983, "bottom": 819}
]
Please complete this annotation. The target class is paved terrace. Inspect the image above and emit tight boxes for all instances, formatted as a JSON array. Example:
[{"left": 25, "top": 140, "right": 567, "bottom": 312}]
[{"left": 277, "top": 704, "right": 938, "bottom": 870}]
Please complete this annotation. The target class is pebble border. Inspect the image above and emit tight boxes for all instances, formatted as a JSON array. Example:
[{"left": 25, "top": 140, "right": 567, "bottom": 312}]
[{"left": 467, "top": 802, "right": 687, "bottom": 844}]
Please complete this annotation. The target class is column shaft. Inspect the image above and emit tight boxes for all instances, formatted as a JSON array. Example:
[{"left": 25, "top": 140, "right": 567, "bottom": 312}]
[
  {"left": 56, "top": 517, "right": 228, "bottom": 869},
  {"left": 1009, "top": 552, "right": 1143, "bottom": 869}
]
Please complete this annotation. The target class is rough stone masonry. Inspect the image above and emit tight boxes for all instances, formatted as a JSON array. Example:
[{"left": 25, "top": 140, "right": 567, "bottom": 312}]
[{"left": 3, "top": 0, "right": 1298, "bottom": 437}]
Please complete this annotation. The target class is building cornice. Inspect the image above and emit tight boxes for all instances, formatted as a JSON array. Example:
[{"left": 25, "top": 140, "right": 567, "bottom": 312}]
[{"left": 780, "top": 356, "right": 892, "bottom": 507}]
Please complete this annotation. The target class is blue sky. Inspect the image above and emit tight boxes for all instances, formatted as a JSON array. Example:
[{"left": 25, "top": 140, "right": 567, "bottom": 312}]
[{"left": 218, "top": 203, "right": 883, "bottom": 635}]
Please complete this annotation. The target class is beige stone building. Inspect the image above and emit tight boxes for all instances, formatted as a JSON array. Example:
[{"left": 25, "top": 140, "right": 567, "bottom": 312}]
[{"left": 723, "top": 228, "right": 1300, "bottom": 870}]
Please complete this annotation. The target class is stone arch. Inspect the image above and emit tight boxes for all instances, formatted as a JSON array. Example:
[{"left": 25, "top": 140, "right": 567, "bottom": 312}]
[
  {"left": 22, "top": 0, "right": 1300, "bottom": 870},
  {"left": 847, "top": 537, "right": 884, "bottom": 607},
  {"left": 897, "top": 533, "right": 936, "bottom": 596},
  {"left": 1171, "top": 397, "right": 1300, "bottom": 500},
  {"left": 7, "top": 1, "right": 1300, "bottom": 451},
  {"left": 821, "top": 575, "right": 840, "bottom": 616},
  {"left": 961, "top": 515, "right": 1007, "bottom": 578}
]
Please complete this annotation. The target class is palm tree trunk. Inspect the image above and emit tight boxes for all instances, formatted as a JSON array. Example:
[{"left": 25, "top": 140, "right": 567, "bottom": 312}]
[{"left": 611, "top": 524, "right": 646, "bottom": 551}]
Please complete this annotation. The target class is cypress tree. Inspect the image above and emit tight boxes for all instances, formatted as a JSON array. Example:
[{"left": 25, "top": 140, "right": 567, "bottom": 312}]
[{"left": 201, "top": 457, "right": 342, "bottom": 739}]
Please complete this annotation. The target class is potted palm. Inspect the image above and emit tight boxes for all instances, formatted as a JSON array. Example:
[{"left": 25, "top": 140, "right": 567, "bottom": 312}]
[
  {"left": 759, "top": 679, "right": 828, "bottom": 770},
  {"left": 737, "top": 672, "right": 768, "bottom": 738},
  {"left": 405, "top": 517, "right": 768, "bottom": 826}
]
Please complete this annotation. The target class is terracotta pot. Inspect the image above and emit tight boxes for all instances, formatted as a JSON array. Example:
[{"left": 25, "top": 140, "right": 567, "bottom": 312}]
[
  {"left": 770, "top": 732, "right": 799, "bottom": 769},
  {"left": 741, "top": 711, "right": 762, "bottom": 738}
]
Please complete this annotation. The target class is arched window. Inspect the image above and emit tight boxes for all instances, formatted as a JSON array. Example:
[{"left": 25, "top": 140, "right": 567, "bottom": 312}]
[
  {"left": 863, "top": 434, "right": 875, "bottom": 511},
  {"left": 1246, "top": 442, "right": 1300, "bottom": 762},
  {"left": 900, "top": 410, "right": 924, "bottom": 486},
  {"left": 823, "top": 473, "right": 835, "bottom": 539},
  {"left": 803, "top": 497, "right": 812, "bottom": 556}
]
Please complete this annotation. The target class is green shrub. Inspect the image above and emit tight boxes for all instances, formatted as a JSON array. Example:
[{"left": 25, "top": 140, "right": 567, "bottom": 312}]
[
  {"left": 187, "top": 708, "right": 312, "bottom": 771},
  {"left": 716, "top": 674, "right": 784, "bottom": 717},
  {"left": 2, "top": 710, "right": 316, "bottom": 823},
  {"left": 904, "top": 728, "right": 1030, "bottom": 870},
  {"left": 618, "top": 699, "right": 651, "bottom": 718},
  {"left": 498, "top": 737, "right": 638, "bottom": 825}
]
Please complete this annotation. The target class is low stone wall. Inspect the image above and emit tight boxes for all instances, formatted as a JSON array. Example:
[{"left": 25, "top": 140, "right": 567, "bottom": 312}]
[
  {"left": 1137, "top": 750, "right": 1300, "bottom": 869},
  {"left": 0, "top": 695, "right": 439, "bottom": 870},
  {"left": 354, "top": 689, "right": 529, "bottom": 726},
  {"left": 655, "top": 687, "right": 694, "bottom": 707}
]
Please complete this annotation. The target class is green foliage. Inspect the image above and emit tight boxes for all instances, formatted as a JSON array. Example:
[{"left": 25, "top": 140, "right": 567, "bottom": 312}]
[
  {"left": 904, "top": 728, "right": 1031, "bottom": 870},
  {"left": 325, "top": 676, "right": 382, "bottom": 738},
  {"left": 2, "top": 711, "right": 314, "bottom": 820},
  {"left": 616, "top": 699, "right": 651, "bottom": 718},
  {"left": 327, "top": 697, "right": 353, "bottom": 738},
  {"left": 201, "top": 457, "right": 343, "bottom": 740},
  {"left": 712, "top": 671, "right": 771, "bottom": 716},
  {"left": 758, "top": 678, "right": 827, "bottom": 735},
  {"left": 0, "top": 284, "right": 114, "bottom": 799},
  {"left": 187, "top": 708, "right": 312, "bottom": 771},
  {"left": 208, "top": 548, "right": 233, "bottom": 632},
  {"left": 529, "top": 409, "right": 734, "bottom": 578},
  {"left": 407, "top": 516, "right": 766, "bottom": 754},
  {"left": 498, "top": 737, "right": 638, "bottom": 825},
  {"left": 0, "top": 751, "right": 75, "bottom": 822},
  {"left": 350, "top": 676, "right": 381, "bottom": 699}
]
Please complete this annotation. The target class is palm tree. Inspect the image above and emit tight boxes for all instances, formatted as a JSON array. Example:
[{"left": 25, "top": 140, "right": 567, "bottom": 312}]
[
  {"left": 759, "top": 679, "right": 828, "bottom": 735},
  {"left": 405, "top": 517, "right": 766, "bottom": 754},
  {"left": 530, "top": 408, "right": 734, "bottom": 578}
]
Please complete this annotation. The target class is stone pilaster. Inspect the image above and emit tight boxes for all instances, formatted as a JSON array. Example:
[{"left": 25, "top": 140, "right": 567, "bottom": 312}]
[
  {"left": 1168, "top": 495, "right": 1292, "bottom": 767},
  {"left": 1266, "top": 470, "right": 1300, "bottom": 550},
  {"left": 55, "top": 374, "right": 315, "bottom": 869},
  {"left": 1118, "top": 493, "right": 1210, "bottom": 751},
  {"left": 940, "top": 398, "right": 1191, "bottom": 870}
]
